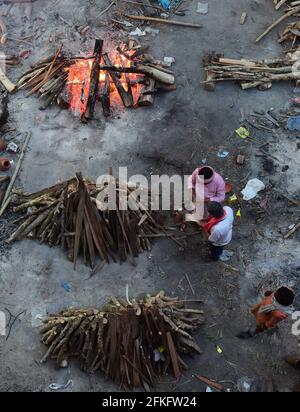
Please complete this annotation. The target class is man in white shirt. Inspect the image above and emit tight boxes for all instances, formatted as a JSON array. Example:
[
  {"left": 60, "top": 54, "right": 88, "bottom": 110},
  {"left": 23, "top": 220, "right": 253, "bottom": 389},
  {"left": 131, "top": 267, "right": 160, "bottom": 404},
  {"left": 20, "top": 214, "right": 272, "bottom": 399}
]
[{"left": 201, "top": 202, "right": 234, "bottom": 262}]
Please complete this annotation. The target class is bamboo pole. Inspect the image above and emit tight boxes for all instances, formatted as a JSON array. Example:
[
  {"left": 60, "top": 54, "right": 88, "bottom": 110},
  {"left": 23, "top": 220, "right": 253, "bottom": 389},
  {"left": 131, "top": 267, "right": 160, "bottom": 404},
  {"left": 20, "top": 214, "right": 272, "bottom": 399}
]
[
  {"left": 125, "top": 14, "right": 202, "bottom": 28},
  {"left": 0, "top": 132, "right": 31, "bottom": 217}
]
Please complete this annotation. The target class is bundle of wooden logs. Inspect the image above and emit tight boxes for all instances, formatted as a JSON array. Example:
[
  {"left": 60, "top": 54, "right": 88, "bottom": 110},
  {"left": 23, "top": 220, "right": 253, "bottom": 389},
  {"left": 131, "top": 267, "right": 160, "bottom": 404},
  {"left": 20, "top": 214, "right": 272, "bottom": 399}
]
[
  {"left": 203, "top": 53, "right": 300, "bottom": 91},
  {"left": 16, "top": 39, "right": 176, "bottom": 117},
  {"left": 17, "top": 46, "right": 71, "bottom": 110},
  {"left": 40, "top": 291, "right": 204, "bottom": 390},
  {"left": 6, "top": 173, "right": 170, "bottom": 270}
]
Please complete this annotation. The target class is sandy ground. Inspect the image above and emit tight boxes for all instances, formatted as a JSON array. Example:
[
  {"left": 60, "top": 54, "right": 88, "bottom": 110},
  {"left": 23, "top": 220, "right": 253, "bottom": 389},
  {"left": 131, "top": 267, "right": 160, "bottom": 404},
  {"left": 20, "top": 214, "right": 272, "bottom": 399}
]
[{"left": 0, "top": 0, "right": 299, "bottom": 392}]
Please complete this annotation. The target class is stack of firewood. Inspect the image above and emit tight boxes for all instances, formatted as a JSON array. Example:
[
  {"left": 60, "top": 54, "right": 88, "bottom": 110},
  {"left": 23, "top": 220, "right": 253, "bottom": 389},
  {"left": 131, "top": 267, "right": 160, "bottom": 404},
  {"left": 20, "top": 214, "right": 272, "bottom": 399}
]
[
  {"left": 7, "top": 173, "right": 170, "bottom": 270},
  {"left": 40, "top": 291, "right": 204, "bottom": 390},
  {"left": 17, "top": 46, "right": 71, "bottom": 110},
  {"left": 203, "top": 53, "right": 300, "bottom": 91}
]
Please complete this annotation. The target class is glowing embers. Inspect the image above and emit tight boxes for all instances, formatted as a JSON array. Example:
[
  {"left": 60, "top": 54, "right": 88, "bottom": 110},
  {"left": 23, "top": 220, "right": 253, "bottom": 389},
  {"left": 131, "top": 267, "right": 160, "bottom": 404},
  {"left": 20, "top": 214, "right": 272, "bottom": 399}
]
[{"left": 66, "top": 45, "right": 144, "bottom": 117}]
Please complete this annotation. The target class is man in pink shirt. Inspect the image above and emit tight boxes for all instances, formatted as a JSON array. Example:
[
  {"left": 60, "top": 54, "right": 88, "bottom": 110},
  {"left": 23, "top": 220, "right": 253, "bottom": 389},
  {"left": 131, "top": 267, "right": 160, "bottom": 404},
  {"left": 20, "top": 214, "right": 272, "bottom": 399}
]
[{"left": 187, "top": 166, "right": 226, "bottom": 218}]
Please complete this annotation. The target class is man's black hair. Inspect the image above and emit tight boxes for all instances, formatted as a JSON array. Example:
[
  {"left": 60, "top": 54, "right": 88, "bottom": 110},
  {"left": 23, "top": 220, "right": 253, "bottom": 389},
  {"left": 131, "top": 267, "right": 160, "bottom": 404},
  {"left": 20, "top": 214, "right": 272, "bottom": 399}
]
[
  {"left": 198, "top": 167, "right": 213, "bottom": 180},
  {"left": 207, "top": 201, "right": 224, "bottom": 218},
  {"left": 274, "top": 286, "right": 294, "bottom": 306}
]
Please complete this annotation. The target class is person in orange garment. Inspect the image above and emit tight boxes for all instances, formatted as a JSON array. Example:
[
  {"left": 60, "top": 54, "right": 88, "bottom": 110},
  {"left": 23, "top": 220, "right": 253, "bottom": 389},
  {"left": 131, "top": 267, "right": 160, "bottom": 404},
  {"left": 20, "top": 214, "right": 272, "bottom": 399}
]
[{"left": 237, "top": 286, "right": 295, "bottom": 339}]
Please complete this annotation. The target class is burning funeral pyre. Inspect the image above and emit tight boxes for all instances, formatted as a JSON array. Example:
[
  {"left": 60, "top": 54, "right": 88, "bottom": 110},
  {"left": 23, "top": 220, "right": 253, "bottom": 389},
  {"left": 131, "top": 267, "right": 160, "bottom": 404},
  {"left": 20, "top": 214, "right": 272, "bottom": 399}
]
[{"left": 17, "top": 39, "right": 176, "bottom": 121}]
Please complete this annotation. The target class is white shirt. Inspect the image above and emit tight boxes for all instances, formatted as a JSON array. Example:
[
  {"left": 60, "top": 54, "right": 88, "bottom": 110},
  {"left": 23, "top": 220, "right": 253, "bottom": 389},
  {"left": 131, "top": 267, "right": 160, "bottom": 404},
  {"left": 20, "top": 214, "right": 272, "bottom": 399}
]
[{"left": 208, "top": 206, "right": 234, "bottom": 246}]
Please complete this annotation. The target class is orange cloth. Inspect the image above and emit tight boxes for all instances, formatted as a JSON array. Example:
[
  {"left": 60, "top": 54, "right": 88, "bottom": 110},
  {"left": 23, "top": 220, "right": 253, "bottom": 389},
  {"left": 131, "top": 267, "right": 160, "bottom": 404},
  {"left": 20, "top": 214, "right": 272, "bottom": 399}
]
[{"left": 251, "top": 294, "right": 288, "bottom": 331}]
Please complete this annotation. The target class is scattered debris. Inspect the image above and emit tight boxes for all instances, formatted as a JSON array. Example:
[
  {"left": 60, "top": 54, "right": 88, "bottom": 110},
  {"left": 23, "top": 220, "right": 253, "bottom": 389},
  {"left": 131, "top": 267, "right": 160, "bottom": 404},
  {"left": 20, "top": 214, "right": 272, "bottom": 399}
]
[
  {"left": 40, "top": 291, "right": 205, "bottom": 390},
  {"left": 194, "top": 374, "right": 225, "bottom": 392},
  {"left": 236, "top": 126, "right": 250, "bottom": 139},
  {"left": 49, "top": 380, "right": 72, "bottom": 391},
  {"left": 284, "top": 221, "right": 300, "bottom": 239},
  {"left": 240, "top": 12, "right": 247, "bottom": 25},
  {"left": 287, "top": 116, "right": 300, "bottom": 131},
  {"left": 236, "top": 154, "right": 245, "bottom": 165},
  {"left": 196, "top": 2, "right": 208, "bottom": 15}
]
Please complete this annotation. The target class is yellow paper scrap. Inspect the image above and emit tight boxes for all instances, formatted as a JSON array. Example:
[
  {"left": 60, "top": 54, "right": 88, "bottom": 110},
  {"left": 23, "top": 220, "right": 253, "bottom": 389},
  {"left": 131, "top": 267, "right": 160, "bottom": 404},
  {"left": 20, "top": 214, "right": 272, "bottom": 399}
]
[{"left": 236, "top": 126, "right": 250, "bottom": 139}]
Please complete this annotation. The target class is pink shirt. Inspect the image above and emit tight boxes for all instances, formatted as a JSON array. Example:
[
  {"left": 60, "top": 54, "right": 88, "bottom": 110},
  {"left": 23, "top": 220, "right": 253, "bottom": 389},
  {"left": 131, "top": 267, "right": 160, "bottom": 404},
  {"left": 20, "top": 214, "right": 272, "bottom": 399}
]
[{"left": 187, "top": 168, "right": 226, "bottom": 203}]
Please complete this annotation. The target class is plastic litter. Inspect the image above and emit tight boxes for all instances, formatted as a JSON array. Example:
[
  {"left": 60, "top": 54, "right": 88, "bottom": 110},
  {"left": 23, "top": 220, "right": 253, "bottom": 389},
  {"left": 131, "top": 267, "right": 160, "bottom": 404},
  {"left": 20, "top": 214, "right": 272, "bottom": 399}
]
[
  {"left": 31, "top": 305, "right": 47, "bottom": 327},
  {"left": 145, "top": 27, "right": 160, "bottom": 36},
  {"left": 236, "top": 126, "right": 250, "bottom": 139},
  {"left": 49, "top": 380, "right": 72, "bottom": 391},
  {"left": 241, "top": 178, "right": 265, "bottom": 200},
  {"left": 216, "top": 345, "right": 223, "bottom": 354},
  {"left": 196, "top": 2, "right": 208, "bottom": 14},
  {"left": 206, "top": 386, "right": 214, "bottom": 392},
  {"left": 129, "top": 27, "right": 146, "bottom": 36},
  {"left": 159, "top": 0, "right": 171, "bottom": 10},
  {"left": 237, "top": 376, "right": 255, "bottom": 393},
  {"left": 236, "top": 209, "right": 241, "bottom": 217},
  {"left": 7, "top": 142, "right": 18, "bottom": 153},
  {"left": 163, "top": 56, "right": 175, "bottom": 65},
  {"left": 217, "top": 150, "right": 229, "bottom": 158},
  {"left": 287, "top": 116, "right": 300, "bottom": 131},
  {"left": 229, "top": 194, "right": 237, "bottom": 203},
  {"left": 61, "top": 282, "right": 71, "bottom": 292}
]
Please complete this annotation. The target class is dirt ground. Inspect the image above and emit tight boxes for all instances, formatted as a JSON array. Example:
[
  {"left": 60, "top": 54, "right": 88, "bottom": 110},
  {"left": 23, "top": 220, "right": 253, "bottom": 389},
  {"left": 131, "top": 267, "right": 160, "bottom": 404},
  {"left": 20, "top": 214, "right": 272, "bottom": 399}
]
[{"left": 0, "top": 0, "right": 299, "bottom": 392}]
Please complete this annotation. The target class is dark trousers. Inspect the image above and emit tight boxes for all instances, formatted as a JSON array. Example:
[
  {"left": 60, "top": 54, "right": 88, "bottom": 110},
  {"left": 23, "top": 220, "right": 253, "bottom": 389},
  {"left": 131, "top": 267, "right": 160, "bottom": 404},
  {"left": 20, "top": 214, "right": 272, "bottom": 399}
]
[{"left": 209, "top": 243, "right": 224, "bottom": 261}]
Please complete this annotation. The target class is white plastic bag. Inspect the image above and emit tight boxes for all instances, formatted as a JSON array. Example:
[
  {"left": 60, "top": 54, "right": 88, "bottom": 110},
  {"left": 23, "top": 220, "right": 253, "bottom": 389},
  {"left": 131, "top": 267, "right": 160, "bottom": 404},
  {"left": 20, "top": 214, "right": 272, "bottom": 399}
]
[{"left": 241, "top": 178, "right": 265, "bottom": 200}]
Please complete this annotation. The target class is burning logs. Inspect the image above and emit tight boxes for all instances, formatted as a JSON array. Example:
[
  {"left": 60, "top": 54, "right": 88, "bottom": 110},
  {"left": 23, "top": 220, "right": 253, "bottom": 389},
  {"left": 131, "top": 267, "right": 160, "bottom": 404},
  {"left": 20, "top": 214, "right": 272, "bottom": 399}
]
[
  {"left": 203, "top": 53, "right": 300, "bottom": 91},
  {"left": 81, "top": 39, "right": 103, "bottom": 121},
  {"left": 6, "top": 173, "right": 168, "bottom": 269},
  {"left": 17, "top": 40, "right": 176, "bottom": 118},
  {"left": 39, "top": 291, "right": 205, "bottom": 390},
  {"left": 103, "top": 53, "right": 134, "bottom": 108}
]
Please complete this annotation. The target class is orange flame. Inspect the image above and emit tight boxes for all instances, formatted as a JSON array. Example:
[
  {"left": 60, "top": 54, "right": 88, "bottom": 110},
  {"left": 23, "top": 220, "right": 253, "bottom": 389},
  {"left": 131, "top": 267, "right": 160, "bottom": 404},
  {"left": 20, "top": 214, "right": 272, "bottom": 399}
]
[{"left": 65, "top": 48, "right": 143, "bottom": 115}]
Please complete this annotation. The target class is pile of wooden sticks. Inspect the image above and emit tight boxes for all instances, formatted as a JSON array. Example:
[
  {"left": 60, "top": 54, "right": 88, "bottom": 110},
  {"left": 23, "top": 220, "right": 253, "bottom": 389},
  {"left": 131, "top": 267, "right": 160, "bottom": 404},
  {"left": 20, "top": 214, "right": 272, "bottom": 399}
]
[
  {"left": 40, "top": 291, "right": 204, "bottom": 390},
  {"left": 16, "top": 46, "right": 71, "bottom": 110},
  {"left": 7, "top": 173, "right": 170, "bottom": 270},
  {"left": 203, "top": 53, "right": 300, "bottom": 91}
]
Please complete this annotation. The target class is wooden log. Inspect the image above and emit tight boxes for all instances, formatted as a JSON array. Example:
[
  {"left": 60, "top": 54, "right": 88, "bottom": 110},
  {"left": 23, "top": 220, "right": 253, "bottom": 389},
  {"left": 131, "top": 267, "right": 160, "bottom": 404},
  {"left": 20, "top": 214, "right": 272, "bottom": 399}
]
[
  {"left": 284, "top": 221, "right": 300, "bottom": 239},
  {"left": 125, "top": 14, "right": 202, "bottom": 28},
  {"left": 138, "top": 78, "right": 155, "bottom": 106},
  {"left": 81, "top": 39, "right": 103, "bottom": 121},
  {"left": 256, "top": 6, "right": 300, "bottom": 43},
  {"left": 0, "top": 176, "right": 10, "bottom": 204},
  {"left": 136, "top": 64, "right": 174, "bottom": 85},
  {"left": 100, "top": 72, "right": 111, "bottom": 117},
  {"left": 204, "top": 70, "right": 215, "bottom": 91},
  {"left": 194, "top": 374, "right": 225, "bottom": 392},
  {"left": 0, "top": 132, "right": 31, "bottom": 217},
  {"left": 0, "top": 67, "right": 16, "bottom": 92},
  {"left": 103, "top": 53, "right": 134, "bottom": 108},
  {"left": 275, "top": 0, "right": 289, "bottom": 10}
]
